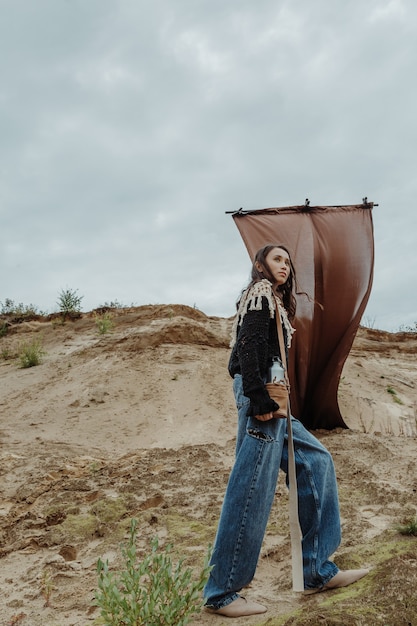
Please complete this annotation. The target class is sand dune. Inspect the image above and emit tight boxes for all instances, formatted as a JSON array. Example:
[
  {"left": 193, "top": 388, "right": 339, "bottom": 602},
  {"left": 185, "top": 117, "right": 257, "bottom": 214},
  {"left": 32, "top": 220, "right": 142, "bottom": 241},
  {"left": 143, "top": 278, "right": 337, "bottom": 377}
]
[{"left": 1, "top": 305, "right": 416, "bottom": 625}]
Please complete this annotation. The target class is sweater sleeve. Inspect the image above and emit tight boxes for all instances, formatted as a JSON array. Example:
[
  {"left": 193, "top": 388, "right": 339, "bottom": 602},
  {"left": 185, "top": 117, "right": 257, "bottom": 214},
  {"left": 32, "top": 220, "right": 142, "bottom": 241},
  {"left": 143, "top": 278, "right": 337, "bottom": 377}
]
[{"left": 236, "top": 296, "right": 279, "bottom": 417}]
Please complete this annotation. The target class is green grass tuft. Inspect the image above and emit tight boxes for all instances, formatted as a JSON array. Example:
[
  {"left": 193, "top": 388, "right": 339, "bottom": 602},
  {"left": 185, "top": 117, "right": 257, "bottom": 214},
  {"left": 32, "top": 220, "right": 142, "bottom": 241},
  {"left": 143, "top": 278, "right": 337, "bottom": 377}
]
[{"left": 18, "top": 338, "right": 45, "bottom": 368}]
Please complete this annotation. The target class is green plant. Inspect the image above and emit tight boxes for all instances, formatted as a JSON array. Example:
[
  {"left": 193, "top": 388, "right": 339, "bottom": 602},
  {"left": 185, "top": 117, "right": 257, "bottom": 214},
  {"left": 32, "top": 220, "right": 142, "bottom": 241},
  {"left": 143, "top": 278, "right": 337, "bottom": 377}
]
[
  {"left": 386, "top": 386, "right": 404, "bottom": 405},
  {"left": 398, "top": 322, "right": 417, "bottom": 332},
  {"left": 18, "top": 338, "right": 45, "bottom": 368},
  {"left": 57, "top": 288, "right": 83, "bottom": 317},
  {"left": 397, "top": 516, "right": 417, "bottom": 536},
  {"left": 1, "top": 298, "right": 18, "bottom": 315},
  {"left": 51, "top": 315, "right": 66, "bottom": 327},
  {"left": 94, "top": 519, "right": 212, "bottom": 626},
  {"left": 0, "top": 322, "right": 9, "bottom": 337},
  {"left": 91, "top": 497, "right": 127, "bottom": 525},
  {"left": 1, "top": 346, "right": 14, "bottom": 360},
  {"left": 0, "top": 298, "right": 43, "bottom": 317},
  {"left": 90, "top": 461, "right": 101, "bottom": 476},
  {"left": 98, "top": 300, "right": 130, "bottom": 309},
  {"left": 95, "top": 312, "right": 114, "bottom": 335},
  {"left": 40, "top": 568, "right": 55, "bottom": 607}
]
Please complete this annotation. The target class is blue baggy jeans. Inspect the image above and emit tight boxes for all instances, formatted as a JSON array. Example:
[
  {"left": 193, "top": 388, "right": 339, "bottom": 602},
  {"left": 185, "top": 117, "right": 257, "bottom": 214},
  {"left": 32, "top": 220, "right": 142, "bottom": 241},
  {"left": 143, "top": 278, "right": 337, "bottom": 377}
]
[{"left": 204, "top": 374, "right": 341, "bottom": 609}]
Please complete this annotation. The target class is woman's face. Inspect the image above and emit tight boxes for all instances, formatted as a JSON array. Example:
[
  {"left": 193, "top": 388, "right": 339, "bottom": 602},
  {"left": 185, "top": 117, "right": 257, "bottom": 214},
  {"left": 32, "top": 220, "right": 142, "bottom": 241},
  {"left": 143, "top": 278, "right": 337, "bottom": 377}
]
[{"left": 265, "top": 247, "right": 291, "bottom": 286}]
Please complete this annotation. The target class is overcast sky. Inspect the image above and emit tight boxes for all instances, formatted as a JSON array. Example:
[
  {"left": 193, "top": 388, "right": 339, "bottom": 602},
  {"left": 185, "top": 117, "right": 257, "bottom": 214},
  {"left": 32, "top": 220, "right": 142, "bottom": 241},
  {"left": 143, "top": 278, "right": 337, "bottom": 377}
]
[{"left": 1, "top": 0, "right": 416, "bottom": 331}]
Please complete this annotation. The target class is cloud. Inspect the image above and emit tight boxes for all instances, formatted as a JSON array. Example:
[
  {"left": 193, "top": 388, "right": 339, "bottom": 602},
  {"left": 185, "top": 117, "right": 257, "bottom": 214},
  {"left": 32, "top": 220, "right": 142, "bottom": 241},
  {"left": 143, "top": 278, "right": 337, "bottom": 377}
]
[{"left": 0, "top": 0, "right": 416, "bottom": 330}]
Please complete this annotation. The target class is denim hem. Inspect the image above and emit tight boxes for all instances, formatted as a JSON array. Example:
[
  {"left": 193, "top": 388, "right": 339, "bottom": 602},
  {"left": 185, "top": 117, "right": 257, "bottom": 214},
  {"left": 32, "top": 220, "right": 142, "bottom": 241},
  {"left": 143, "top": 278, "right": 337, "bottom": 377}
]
[
  {"left": 205, "top": 592, "right": 240, "bottom": 610},
  {"left": 304, "top": 562, "right": 339, "bottom": 591}
]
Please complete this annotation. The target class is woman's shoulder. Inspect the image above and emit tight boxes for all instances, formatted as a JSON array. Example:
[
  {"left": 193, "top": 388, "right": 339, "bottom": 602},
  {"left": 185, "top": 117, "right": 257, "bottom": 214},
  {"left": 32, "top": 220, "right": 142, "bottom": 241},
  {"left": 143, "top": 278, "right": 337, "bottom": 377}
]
[
  {"left": 241, "top": 279, "right": 275, "bottom": 311},
  {"left": 241, "top": 278, "right": 272, "bottom": 297},
  {"left": 230, "top": 280, "right": 276, "bottom": 347}
]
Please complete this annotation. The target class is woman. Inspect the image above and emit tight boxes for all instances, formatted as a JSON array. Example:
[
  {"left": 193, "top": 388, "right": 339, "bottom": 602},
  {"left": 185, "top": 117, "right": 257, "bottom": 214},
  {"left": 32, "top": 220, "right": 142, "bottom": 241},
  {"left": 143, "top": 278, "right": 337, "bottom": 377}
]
[{"left": 204, "top": 244, "right": 368, "bottom": 617}]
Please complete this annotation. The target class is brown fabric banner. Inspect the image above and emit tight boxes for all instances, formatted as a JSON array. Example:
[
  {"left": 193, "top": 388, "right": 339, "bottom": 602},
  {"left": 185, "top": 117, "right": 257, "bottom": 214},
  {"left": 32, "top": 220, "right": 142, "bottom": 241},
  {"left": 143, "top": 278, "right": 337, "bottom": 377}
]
[{"left": 232, "top": 204, "right": 375, "bottom": 430}]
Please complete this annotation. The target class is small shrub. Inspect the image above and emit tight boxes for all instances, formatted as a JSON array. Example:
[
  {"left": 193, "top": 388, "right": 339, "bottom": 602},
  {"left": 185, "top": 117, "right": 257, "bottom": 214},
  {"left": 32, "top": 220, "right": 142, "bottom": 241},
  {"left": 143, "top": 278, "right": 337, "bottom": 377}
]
[
  {"left": 98, "top": 300, "right": 130, "bottom": 309},
  {"left": 397, "top": 516, "right": 417, "bottom": 536},
  {"left": 18, "top": 338, "right": 45, "bottom": 368},
  {"left": 95, "top": 312, "right": 114, "bottom": 335},
  {"left": 51, "top": 315, "right": 66, "bottom": 327},
  {"left": 57, "top": 288, "right": 83, "bottom": 318},
  {"left": 94, "top": 518, "right": 212, "bottom": 626},
  {"left": 0, "top": 298, "right": 44, "bottom": 318},
  {"left": 1, "top": 298, "right": 18, "bottom": 315},
  {"left": 0, "top": 322, "right": 9, "bottom": 337},
  {"left": 398, "top": 322, "right": 417, "bottom": 332}
]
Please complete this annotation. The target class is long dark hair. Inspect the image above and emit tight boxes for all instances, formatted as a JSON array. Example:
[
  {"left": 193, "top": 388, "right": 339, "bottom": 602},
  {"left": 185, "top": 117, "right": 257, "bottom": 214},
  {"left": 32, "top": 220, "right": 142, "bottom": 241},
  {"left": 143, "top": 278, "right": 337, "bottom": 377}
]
[{"left": 248, "top": 244, "right": 297, "bottom": 320}]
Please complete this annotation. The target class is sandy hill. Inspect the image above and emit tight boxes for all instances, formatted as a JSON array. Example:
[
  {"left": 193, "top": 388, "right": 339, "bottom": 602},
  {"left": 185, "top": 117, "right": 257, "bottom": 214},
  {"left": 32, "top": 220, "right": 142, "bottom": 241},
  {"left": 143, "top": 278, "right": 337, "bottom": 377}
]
[{"left": 0, "top": 305, "right": 416, "bottom": 625}]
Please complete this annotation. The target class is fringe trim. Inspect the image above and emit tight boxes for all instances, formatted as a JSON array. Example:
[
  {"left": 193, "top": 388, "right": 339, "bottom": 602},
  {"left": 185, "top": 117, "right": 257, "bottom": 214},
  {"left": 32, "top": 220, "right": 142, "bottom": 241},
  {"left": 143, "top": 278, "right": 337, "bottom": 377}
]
[
  {"left": 276, "top": 298, "right": 296, "bottom": 349},
  {"left": 230, "top": 279, "right": 295, "bottom": 348}
]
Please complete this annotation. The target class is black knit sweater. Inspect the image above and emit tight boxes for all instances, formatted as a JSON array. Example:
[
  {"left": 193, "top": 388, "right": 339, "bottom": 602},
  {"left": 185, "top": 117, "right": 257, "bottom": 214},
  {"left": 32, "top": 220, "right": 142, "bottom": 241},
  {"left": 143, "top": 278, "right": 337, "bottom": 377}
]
[{"left": 228, "top": 295, "right": 289, "bottom": 417}]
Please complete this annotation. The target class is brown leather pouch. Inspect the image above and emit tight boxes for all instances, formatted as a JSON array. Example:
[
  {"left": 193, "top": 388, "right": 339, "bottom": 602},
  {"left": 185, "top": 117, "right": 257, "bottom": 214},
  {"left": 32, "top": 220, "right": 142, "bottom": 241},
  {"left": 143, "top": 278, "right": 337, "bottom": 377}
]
[{"left": 265, "top": 380, "right": 289, "bottom": 419}]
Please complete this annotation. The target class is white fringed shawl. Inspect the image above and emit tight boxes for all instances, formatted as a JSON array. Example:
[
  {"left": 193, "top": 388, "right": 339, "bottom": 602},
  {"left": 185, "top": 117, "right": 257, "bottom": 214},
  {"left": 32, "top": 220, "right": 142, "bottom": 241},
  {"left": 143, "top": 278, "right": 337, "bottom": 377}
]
[{"left": 230, "top": 279, "right": 295, "bottom": 349}]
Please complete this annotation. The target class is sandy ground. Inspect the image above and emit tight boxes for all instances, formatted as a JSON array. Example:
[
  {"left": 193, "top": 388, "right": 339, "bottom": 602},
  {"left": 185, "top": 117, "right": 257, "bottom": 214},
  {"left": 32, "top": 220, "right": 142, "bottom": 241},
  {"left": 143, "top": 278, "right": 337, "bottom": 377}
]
[{"left": 0, "top": 304, "right": 416, "bottom": 626}]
